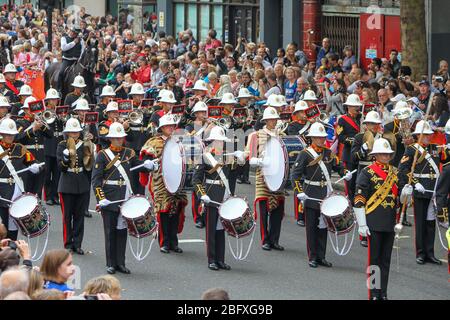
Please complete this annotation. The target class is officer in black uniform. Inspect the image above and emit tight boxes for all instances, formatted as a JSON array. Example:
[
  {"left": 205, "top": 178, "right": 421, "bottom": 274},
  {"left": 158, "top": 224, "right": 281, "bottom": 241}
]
[
  {"left": 11, "top": 84, "right": 33, "bottom": 116},
  {"left": 3, "top": 63, "right": 24, "bottom": 104},
  {"left": 98, "top": 101, "right": 130, "bottom": 150},
  {"left": 64, "top": 75, "right": 91, "bottom": 108},
  {"left": 435, "top": 162, "right": 450, "bottom": 229},
  {"left": 354, "top": 138, "right": 398, "bottom": 300},
  {"left": 235, "top": 88, "right": 254, "bottom": 185},
  {"left": 193, "top": 126, "right": 242, "bottom": 271},
  {"left": 56, "top": 118, "right": 93, "bottom": 255},
  {"left": 0, "top": 96, "right": 10, "bottom": 122},
  {"left": 92, "top": 122, "right": 155, "bottom": 275},
  {"left": 351, "top": 110, "right": 383, "bottom": 247},
  {"left": 15, "top": 97, "right": 53, "bottom": 197},
  {"left": 0, "top": 118, "right": 40, "bottom": 240},
  {"left": 398, "top": 120, "right": 442, "bottom": 265},
  {"left": 383, "top": 101, "right": 415, "bottom": 227},
  {"left": 97, "top": 85, "right": 116, "bottom": 122},
  {"left": 292, "top": 122, "right": 352, "bottom": 268},
  {"left": 185, "top": 101, "right": 214, "bottom": 229},
  {"left": 43, "top": 88, "right": 64, "bottom": 206},
  {"left": 288, "top": 100, "right": 311, "bottom": 227},
  {"left": 126, "top": 83, "right": 151, "bottom": 195},
  {"left": 58, "top": 26, "right": 84, "bottom": 92},
  {"left": 336, "top": 94, "right": 362, "bottom": 202}
]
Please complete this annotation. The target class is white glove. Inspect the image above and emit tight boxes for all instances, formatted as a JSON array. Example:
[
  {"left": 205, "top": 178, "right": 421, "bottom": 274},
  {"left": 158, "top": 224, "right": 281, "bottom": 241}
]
[
  {"left": 297, "top": 193, "right": 308, "bottom": 201},
  {"left": 234, "top": 151, "right": 246, "bottom": 163},
  {"left": 98, "top": 199, "right": 112, "bottom": 207},
  {"left": 63, "top": 149, "right": 69, "bottom": 157},
  {"left": 153, "top": 161, "right": 159, "bottom": 171},
  {"left": 400, "top": 184, "right": 413, "bottom": 204},
  {"left": 414, "top": 183, "right": 426, "bottom": 194},
  {"left": 354, "top": 207, "right": 371, "bottom": 237},
  {"left": 343, "top": 171, "right": 353, "bottom": 181},
  {"left": 143, "top": 159, "right": 156, "bottom": 171},
  {"left": 201, "top": 195, "right": 211, "bottom": 204},
  {"left": 249, "top": 157, "right": 263, "bottom": 168},
  {"left": 29, "top": 163, "right": 41, "bottom": 174},
  {"left": 362, "top": 143, "right": 369, "bottom": 151}
]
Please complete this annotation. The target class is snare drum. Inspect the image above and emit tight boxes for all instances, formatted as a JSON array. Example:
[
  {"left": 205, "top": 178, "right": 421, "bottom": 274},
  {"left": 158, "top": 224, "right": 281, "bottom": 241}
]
[
  {"left": 219, "top": 197, "right": 255, "bottom": 238},
  {"left": 262, "top": 136, "right": 304, "bottom": 192},
  {"left": 120, "top": 195, "right": 157, "bottom": 239},
  {"left": 9, "top": 193, "right": 49, "bottom": 238},
  {"left": 321, "top": 193, "right": 355, "bottom": 235},
  {"left": 162, "top": 136, "right": 204, "bottom": 193}
]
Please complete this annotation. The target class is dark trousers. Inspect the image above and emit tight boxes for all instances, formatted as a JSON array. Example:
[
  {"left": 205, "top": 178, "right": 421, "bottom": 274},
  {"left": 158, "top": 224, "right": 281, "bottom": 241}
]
[
  {"left": 413, "top": 197, "right": 436, "bottom": 259},
  {"left": 130, "top": 167, "right": 145, "bottom": 195},
  {"left": 191, "top": 192, "right": 204, "bottom": 224},
  {"left": 57, "top": 59, "right": 76, "bottom": 91},
  {"left": 367, "top": 231, "right": 395, "bottom": 299},
  {"left": 25, "top": 170, "right": 46, "bottom": 198},
  {"left": 258, "top": 200, "right": 283, "bottom": 246},
  {"left": 237, "top": 160, "right": 250, "bottom": 181},
  {"left": 305, "top": 207, "right": 328, "bottom": 261},
  {"left": 45, "top": 156, "right": 60, "bottom": 201},
  {"left": 59, "top": 192, "right": 88, "bottom": 249},
  {"left": 205, "top": 206, "right": 225, "bottom": 264},
  {"left": 0, "top": 207, "right": 18, "bottom": 240},
  {"left": 158, "top": 212, "right": 180, "bottom": 249},
  {"left": 102, "top": 209, "right": 127, "bottom": 267},
  {"left": 343, "top": 161, "right": 357, "bottom": 202},
  {"left": 228, "top": 168, "right": 238, "bottom": 195}
]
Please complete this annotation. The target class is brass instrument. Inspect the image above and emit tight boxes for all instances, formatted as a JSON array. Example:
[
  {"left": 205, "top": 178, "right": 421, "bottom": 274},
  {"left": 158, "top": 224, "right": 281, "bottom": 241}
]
[
  {"left": 81, "top": 123, "right": 95, "bottom": 171},
  {"left": 208, "top": 117, "right": 232, "bottom": 130},
  {"left": 394, "top": 107, "right": 413, "bottom": 142},
  {"left": 42, "top": 109, "right": 57, "bottom": 124},
  {"left": 66, "top": 137, "right": 77, "bottom": 168},
  {"left": 128, "top": 110, "right": 144, "bottom": 125}
]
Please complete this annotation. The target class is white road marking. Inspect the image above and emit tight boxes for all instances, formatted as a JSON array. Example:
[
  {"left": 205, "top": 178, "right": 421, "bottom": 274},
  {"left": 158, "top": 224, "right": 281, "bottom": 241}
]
[{"left": 178, "top": 239, "right": 205, "bottom": 243}]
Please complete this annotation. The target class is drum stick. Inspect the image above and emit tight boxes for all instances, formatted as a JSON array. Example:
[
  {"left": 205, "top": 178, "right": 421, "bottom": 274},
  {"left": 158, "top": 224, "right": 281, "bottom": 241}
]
[
  {"left": 334, "top": 169, "right": 357, "bottom": 184},
  {"left": 130, "top": 163, "right": 145, "bottom": 172},
  {"left": 305, "top": 197, "right": 324, "bottom": 203},
  {"left": 0, "top": 196, "right": 13, "bottom": 204},
  {"left": 15, "top": 163, "right": 45, "bottom": 175},
  {"left": 105, "top": 199, "right": 128, "bottom": 205}
]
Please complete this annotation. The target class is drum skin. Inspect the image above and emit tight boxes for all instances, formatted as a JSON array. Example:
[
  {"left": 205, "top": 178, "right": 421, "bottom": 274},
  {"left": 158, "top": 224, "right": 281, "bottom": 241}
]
[
  {"left": 120, "top": 195, "right": 157, "bottom": 239},
  {"left": 218, "top": 197, "right": 255, "bottom": 238},
  {"left": 262, "top": 136, "right": 290, "bottom": 192},
  {"left": 320, "top": 193, "right": 355, "bottom": 235}
]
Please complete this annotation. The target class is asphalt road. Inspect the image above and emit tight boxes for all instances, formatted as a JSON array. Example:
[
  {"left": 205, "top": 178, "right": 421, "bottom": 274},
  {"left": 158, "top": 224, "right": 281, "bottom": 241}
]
[{"left": 25, "top": 174, "right": 449, "bottom": 300}]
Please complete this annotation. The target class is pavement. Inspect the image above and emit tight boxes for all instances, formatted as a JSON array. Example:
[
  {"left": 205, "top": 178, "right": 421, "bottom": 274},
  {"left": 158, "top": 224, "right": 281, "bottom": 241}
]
[{"left": 28, "top": 173, "right": 449, "bottom": 300}]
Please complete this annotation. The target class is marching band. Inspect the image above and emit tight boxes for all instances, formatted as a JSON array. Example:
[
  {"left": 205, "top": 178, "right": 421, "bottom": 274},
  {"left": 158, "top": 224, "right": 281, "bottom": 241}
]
[{"left": 0, "top": 71, "right": 448, "bottom": 300}]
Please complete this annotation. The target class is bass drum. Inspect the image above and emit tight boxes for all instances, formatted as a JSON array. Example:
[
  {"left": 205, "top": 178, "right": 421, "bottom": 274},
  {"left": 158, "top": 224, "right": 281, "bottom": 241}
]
[
  {"left": 262, "top": 136, "right": 304, "bottom": 192},
  {"left": 161, "top": 136, "right": 204, "bottom": 193}
]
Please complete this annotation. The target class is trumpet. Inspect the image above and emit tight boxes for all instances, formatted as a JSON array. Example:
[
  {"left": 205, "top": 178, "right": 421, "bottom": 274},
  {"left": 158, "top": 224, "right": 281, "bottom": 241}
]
[
  {"left": 129, "top": 110, "right": 144, "bottom": 125},
  {"left": 208, "top": 117, "right": 232, "bottom": 130}
]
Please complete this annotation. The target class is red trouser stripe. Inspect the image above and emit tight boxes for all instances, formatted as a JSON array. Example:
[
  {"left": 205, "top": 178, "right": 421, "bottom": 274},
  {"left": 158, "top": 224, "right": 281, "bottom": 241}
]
[{"left": 59, "top": 193, "right": 67, "bottom": 246}]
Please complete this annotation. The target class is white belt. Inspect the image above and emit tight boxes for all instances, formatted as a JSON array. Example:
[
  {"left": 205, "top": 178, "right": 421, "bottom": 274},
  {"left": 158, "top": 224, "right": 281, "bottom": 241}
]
[
  {"left": 130, "top": 127, "right": 144, "bottom": 132},
  {"left": 413, "top": 173, "right": 437, "bottom": 179},
  {"left": 104, "top": 179, "right": 127, "bottom": 186},
  {"left": 25, "top": 144, "right": 44, "bottom": 150},
  {"left": 205, "top": 179, "right": 224, "bottom": 186},
  {"left": 0, "top": 177, "right": 15, "bottom": 185},
  {"left": 359, "top": 161, "right": 372, "bottom": 166},
  {"left": 54, "top": 132, "right": 63, "bottom": 137},
  {"left": 67, "top": 167, "right": 84, "bottom": 173},
  {"left": 304, "top": 179, "right": 328, "bottom": 187}
]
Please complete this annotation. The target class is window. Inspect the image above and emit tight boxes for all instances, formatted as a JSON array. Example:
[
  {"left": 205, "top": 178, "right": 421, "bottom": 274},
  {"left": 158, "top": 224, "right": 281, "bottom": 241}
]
[
  {"left": 175, "top": 3, "right": 185, "bottom": 34},
  {"left": 213, "top": 5, "right": 223, "bottom": 40},
  {"left": 200, "top": 5, "right": 210, "bottom": 41},
  {"left": 187, "top": 4, "right": 197, "bottom": 39}
]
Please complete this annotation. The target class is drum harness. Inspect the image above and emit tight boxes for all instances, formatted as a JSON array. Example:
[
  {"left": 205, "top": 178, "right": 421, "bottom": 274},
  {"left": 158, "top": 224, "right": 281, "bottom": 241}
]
[
  {"left": 304, "top": 147, "right": 356, "bottom": 256},
  {"left": 0, "top": 145, "right": 50, "bottom": 261},
  {"left": 104, "top": 148, "right": 156, "bottom": 261}
]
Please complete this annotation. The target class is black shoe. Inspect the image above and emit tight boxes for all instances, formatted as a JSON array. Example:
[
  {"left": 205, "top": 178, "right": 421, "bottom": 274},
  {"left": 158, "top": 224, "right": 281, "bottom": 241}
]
[
  {"left": 171, "top": 246, "right": 183, "bottom": 253},
  {"left": 237, "top": 179, "right": 244, "bottom": 184},
  {"left": 217, "top": 262, "right": 231, "bottom": 270},
  {"left": 241, "top": 180, "right": 251, "bottom": 185},
  {"left": 309, "top": 260, "right": 318, "bottom": 268},
  {"left": 297, "top": 220, "right": 305, "bottom": 227},
  {"left": 262, "top": 243, "right": 271, "bottom": 251},
  {"left": 317, "top": 259, "right": 333, "bottom": 267},
  {"left": 74, "top": 248, "right": 84, "bottom": 255},
  {"left": 425, "top": 256, "right": 442, "bottom": 265},
  {"left": 270, "top": 243, "right": 285, "bottom": 251},
  {"left": 84, "top": 211, "right": 93, "bottom": 218},
  {"left": 116, "top": 265, "right": 131, "bottom": 274},
  {"left": 64, "top": 245, "right": 74, "bottom": 253},
  {"left": 416, "top": 257, "right": 425, "bottom": 265},
  {"left": 195, "top": 221, "right": 204, "bottom": 229},
  {"left": 208, "top": 263, "right": 219, "bottom": 271},
  {"left": 160, "top": 246, "right": 170, "bottom": 253},
  {"left": 381, "top": 295, "right": 388, "bottom": 300},
  {"left": 370, "top": 296, "right": 380, "bottom": 300},
  {"left": 106, "top": 266, "right": 116, "bottom": 274},
  {"left": 46, "top": 199, "right": 55, "bottom": 206},
  {"left": 402, "top": 220, "right": 412, "bottom": 227},
  {"left": 360, "top": 240, "right": 368, "bottom": 247},
  {"left": 53, "top": 198, "right": 60, "bottom": 205}
]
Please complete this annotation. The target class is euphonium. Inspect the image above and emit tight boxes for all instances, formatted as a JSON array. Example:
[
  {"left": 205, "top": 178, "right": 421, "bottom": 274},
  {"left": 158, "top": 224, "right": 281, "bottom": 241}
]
[
  {"left": 129, "top": 110, "right": 144, "bottom": 125},
  {"left": 42, "top": 109, "right": 57, "bottom": 124}
]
